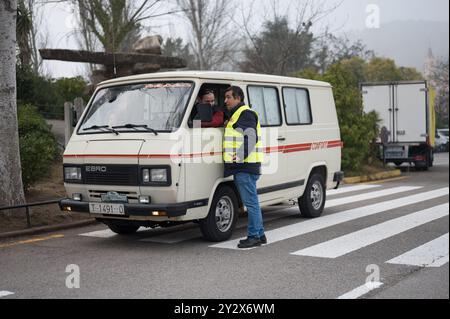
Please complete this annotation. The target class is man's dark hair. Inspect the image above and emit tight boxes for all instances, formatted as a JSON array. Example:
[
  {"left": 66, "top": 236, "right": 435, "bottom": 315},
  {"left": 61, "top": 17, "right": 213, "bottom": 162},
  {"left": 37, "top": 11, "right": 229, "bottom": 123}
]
[
  {"left": 225, "top": 86, "right": 245, "bottom": 102},
  {"left": 198, "top": 89, "right": 215, "bottom": 99}
]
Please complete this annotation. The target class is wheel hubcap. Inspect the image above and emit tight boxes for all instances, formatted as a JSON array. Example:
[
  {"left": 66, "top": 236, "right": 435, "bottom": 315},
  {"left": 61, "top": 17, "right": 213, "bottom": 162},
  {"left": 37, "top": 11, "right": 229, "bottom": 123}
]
[
  {"left": 215, "top": 196, "right": 233, "bottom": 232},
  {"left": 310, "top": 182, "right": 324, "bottom": 210}
]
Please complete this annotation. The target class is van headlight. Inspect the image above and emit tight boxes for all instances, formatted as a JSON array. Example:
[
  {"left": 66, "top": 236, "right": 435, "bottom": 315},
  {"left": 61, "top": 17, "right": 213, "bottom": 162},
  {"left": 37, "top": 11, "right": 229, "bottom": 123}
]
[
  {"left": 64, "top": 167, "right": 82, "bottom": 181},
  {"left": 141, "top": 167, "right": 171, "bottom": 186},
  {"left": 151, "top": 169, "right": 168, "bottom": 182}
]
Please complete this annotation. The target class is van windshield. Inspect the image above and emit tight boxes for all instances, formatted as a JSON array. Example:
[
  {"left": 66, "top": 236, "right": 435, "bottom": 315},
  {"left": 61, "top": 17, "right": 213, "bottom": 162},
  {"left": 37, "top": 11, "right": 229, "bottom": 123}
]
[{"left": 79, "top": 82, "right": 194, "bottom": 133}]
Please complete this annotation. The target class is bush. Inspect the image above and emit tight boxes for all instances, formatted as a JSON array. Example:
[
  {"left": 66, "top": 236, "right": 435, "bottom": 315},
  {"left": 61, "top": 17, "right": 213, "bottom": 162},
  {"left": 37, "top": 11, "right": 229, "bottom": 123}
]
[
  {"left": 18, "top": 104, "right": 59, "bottom": 190},
  {"left": 17, "top": 65, "right": 88, "bottom": 120}
]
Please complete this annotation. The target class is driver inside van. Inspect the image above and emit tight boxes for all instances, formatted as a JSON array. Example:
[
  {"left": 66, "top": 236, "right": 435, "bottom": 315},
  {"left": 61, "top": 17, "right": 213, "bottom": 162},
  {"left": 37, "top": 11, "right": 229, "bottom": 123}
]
[{"left": 192, "top": 89, "right": 224, "bottom": 128}]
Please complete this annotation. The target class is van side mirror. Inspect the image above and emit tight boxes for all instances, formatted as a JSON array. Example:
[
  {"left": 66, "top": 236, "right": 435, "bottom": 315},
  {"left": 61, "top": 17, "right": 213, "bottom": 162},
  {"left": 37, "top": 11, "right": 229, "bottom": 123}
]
[{"left": 194, "top": 103, "right": 213, "bottom": 122}]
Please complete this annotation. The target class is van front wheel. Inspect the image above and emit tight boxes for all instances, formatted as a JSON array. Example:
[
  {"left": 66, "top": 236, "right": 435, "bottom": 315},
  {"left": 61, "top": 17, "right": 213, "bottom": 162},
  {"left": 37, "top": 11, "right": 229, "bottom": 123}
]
[
  {"left": 298, "top": 174, "right": 326, "bottom": 218},
  {"left": 200, "top": 186, "right": 239, "bottom": 242}
]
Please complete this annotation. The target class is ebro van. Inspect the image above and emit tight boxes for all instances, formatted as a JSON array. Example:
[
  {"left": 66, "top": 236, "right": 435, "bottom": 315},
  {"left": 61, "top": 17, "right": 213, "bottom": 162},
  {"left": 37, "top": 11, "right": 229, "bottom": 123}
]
[{"left": 59, "top": 71, "right": 343, "bottom": 242}]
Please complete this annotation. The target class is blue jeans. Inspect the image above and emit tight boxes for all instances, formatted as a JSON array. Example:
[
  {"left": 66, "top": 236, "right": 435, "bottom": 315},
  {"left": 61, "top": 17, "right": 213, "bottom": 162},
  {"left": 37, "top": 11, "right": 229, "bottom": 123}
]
[{"left": 234, "top": 173, "right": 264, "bottom": 238}]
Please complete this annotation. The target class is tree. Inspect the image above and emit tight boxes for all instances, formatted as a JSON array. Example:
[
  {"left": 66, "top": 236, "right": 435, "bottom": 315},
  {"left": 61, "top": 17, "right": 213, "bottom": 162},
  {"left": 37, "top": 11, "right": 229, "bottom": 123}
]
[
  {"left": 313, "top": 34, "right": 375, "bottom": 74},
  {"left": 237, "top": 0, "right": 340, "bottom": 76},
  {"left": 66, "top": 0, "right": 179, "bottom": 77},
  {"left": 176, "top": 0, "right": 233, "bottom": 70},
  {"left": 0, "top": 0, "right": 26, "bottom": 209},
  {"left": 398, "top": 67, "right": 423, "bottom": 81},
  {"left": 162, "top": 37, "right": 195, "bottom": 69},
  {"left": 296, "top": 57, "right": 379, "bottom": 172},
  {"left": 322, "top": 58, "right": 380, "bottom": 171},
  {"left": 239, "top": 16, "right": 314, "bottom": 75},
  {"left": 16, "top": 0, "right": 47, "bottom": 73},
  {"left": 16, "top": 0, "right": 33, "bottom": 67},
  {"left": 430, "top": 57, "right": 449, "bottom": 128},
  {"left": 365, "top": 58, "right": 402, "bottom": 82}
]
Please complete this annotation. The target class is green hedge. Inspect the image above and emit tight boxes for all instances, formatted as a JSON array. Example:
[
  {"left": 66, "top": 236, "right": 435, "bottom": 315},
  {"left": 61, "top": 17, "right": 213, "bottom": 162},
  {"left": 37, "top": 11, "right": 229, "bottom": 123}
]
[{"left": 18, "top": 104, "right": 59, "bottom": 190}]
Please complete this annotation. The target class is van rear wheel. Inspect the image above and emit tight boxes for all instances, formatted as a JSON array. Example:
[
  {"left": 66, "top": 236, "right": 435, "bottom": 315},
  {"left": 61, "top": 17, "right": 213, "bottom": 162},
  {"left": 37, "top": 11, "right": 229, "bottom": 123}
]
[
  {"left": 200, "top": 186, "right": 239, "bottom": 242},
  {"left": 298, "top": 174, "right": 326, "bottom": 218}
]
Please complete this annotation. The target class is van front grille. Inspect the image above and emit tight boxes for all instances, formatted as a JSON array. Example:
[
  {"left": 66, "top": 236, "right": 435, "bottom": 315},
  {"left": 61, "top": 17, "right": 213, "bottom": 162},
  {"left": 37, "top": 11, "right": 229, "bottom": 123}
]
[{"left": 84, "top": 165, "right": 139, "bottom": 186}]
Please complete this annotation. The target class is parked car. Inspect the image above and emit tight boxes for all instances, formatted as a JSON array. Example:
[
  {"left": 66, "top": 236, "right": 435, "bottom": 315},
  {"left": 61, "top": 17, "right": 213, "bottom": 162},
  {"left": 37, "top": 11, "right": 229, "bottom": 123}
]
[{"left": 436, "top": 129, "right": 449, "bottom": 152}]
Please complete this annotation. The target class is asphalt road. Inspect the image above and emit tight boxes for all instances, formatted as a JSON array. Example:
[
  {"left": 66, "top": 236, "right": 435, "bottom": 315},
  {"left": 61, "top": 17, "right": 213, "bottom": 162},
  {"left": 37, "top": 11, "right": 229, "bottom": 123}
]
[{"left": 0, "top": 153, "right": 448, "bottom": 300}]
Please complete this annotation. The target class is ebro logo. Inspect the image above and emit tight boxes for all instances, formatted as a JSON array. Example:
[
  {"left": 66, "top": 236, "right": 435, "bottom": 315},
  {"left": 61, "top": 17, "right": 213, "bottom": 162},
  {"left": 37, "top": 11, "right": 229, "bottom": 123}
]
[
  {"left": 311, "top": 142, "right": 328, "bottom": 150},
  {"left": 86, "top": 166, "right": 107, "bottom": 173}
]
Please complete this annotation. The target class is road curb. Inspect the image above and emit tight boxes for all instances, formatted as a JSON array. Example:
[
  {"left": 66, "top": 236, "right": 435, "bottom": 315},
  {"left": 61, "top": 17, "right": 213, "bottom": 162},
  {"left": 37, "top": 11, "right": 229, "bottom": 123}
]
[
  {"left": 0, "top": 219, "right": 98, "bottom": 240},
  {"left": 343, "top": 169, "right": 402, "bottom": 184}
]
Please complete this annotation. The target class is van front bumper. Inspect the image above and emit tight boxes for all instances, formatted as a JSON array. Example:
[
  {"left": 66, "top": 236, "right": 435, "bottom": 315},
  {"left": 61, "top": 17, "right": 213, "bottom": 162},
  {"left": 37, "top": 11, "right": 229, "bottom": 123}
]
[{"left": 59, "top": 198, "right": 209, "bottom": 218}]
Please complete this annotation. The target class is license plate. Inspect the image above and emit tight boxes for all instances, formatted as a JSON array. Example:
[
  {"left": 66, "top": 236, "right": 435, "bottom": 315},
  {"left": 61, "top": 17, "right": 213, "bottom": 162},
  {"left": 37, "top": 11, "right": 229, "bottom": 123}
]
[
  {"left": 386, "top": 152, "right": 404, "bottom": 158},
  {"left": 89, "top": 203, "right": 125, "bottom": 215}
]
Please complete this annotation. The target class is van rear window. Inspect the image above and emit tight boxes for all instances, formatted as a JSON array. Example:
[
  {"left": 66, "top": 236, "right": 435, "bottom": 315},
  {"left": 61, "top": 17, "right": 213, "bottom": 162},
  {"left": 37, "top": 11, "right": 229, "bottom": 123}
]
[{"left": 282, "top": 88, "right": 312, "bottom": 125}]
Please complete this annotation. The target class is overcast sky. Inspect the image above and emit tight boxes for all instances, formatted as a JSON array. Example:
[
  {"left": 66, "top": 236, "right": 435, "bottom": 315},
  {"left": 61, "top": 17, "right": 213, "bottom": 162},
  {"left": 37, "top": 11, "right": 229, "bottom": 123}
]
[{"left": 38, "top": 0, "right": 450, "bottom": 78}]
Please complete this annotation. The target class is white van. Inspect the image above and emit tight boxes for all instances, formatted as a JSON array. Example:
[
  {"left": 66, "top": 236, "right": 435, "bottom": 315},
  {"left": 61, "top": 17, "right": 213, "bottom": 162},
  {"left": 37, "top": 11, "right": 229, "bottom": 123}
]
[{"left": 60, "top": 71, "right": 343, "bottom": 241}]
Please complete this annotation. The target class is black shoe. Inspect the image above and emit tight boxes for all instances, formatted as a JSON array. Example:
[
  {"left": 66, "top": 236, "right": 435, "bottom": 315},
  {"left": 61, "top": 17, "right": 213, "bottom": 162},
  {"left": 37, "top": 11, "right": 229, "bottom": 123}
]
[
  {"left": 237, "top": 236, "right": 261, "bottom": 249},
  {"left": 239, "top": 235, "right": 267, "bottom": 245},
  {"left": 259, "top": 234, "right": 267, "bottom": 245}
]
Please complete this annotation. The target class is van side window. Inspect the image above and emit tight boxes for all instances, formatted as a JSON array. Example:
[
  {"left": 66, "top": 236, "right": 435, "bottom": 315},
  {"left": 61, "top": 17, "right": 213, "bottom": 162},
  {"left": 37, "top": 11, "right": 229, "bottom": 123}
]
[
  {"left": 247, "top": 86, "right": 282, "bottom": 127},
  {"left": 283, "top": 88, "right": 312, "bottom": 125}
]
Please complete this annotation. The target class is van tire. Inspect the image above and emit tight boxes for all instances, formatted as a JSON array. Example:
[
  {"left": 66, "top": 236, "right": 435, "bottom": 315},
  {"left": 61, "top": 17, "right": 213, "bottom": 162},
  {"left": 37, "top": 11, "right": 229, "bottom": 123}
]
[
  {"left": 200, "top": 186, "right": 239, "bottom": 242},
  {"left": 106, "top": 223, "right": 140, "bottom": 235},
  {"left": 298, "top": 173, "right": 326, "bottom": 218}
]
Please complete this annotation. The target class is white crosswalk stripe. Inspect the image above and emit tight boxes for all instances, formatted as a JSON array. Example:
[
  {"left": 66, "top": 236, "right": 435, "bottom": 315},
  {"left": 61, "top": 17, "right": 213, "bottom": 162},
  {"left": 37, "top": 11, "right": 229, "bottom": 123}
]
[
  {"left": 337, "top": 282, "right": 383, "bottom": 299},
  {"left": 325, "top": 186, "right": 422, "bottom": 208},
  {"left": 0, "top": 291, "right": 14, "bottom": 298},
  {"left": 80, "top": 227, "right": 147, "bottom": 238},
  {"left": 327, "top": 184, "right": 381, "bottom": 196},
  {"left": 386, "top": 233, "right": 449, "bottom": 268},
  {"left": 210, "top": 187, "right": 449, "bottom": 250},
  {"left": 291, "top": 204, "right": 449, "bottom": 258},
  {"left": 139, "top": 227, "right": 201, "bottom": 244},
  {"left": 80, "top": 229, "right": 118, "bottom": 238},
  {"left": 139, "top": 211, "right": 298, "bottom": 244}
]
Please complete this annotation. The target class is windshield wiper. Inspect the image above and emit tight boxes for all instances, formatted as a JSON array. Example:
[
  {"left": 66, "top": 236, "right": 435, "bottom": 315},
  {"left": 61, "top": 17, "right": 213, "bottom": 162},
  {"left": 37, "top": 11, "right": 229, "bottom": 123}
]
[
  {"left": 112, "top": 124, "right": 159, "bottom": 136},
  {"left": 83, "top": 125, "right": 119, "bottom": 135}
]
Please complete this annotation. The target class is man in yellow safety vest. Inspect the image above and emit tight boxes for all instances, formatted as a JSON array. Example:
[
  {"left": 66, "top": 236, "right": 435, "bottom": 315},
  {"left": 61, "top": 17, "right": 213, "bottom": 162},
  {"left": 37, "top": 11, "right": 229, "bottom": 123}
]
[{"left": 223, "top": 86, "right": 266, "bottom": 249}]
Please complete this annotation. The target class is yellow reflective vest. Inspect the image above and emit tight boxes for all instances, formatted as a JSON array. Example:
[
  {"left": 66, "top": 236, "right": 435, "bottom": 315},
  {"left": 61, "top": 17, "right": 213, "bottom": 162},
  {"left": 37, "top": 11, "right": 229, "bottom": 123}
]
[{"left": 223, "top": 105, "right": 263, "bottom": 164}]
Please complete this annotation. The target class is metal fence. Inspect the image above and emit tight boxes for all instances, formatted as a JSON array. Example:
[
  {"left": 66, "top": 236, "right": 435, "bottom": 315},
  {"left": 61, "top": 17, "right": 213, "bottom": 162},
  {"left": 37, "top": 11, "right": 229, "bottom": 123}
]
[{"left": 0, "top": 199, "right": 62, "bottom": 229}]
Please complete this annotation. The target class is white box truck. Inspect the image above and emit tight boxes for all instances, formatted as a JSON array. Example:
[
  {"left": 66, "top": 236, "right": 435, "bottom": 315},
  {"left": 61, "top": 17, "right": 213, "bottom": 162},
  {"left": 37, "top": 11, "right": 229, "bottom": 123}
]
[{"left": 361, "top": 81, "right": 436, "bottom": 170}]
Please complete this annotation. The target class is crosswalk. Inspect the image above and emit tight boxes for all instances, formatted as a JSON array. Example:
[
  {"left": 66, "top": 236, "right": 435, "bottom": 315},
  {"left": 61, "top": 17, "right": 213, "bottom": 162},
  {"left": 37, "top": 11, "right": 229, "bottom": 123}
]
[
  {"left": 291, "top": 204, "right": 448, "bottom": 258},
  {"left": 210, "top": 187, "right": 448, "bottom": 250},
  {"left": 79, "top": 184, "right": 449, "bottom": 270}
]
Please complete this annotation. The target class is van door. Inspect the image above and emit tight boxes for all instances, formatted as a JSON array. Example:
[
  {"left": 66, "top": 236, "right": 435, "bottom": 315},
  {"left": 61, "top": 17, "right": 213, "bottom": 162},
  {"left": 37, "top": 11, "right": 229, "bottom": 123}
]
[
  {"left": 247, "top": 85, "right": 286, "bottom": 196},
  {"left": 282, "top": 87, "right": 313, "bottom": 190},
  {"left": 185, "top": 83, "right": 230, "bottom": 204}
]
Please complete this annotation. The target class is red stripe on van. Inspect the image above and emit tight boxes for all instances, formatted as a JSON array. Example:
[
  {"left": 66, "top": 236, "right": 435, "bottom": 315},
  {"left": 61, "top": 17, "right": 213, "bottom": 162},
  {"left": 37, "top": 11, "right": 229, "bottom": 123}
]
[{"left": 64, "top": 140, "right": 342, "bottom": 158}]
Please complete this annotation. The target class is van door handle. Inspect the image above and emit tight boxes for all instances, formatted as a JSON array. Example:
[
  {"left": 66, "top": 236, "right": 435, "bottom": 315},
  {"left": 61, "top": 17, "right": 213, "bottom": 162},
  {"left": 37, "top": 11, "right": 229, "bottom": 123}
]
[{"left": 277, "top": 137, "right": 286, "bottom": 142}]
